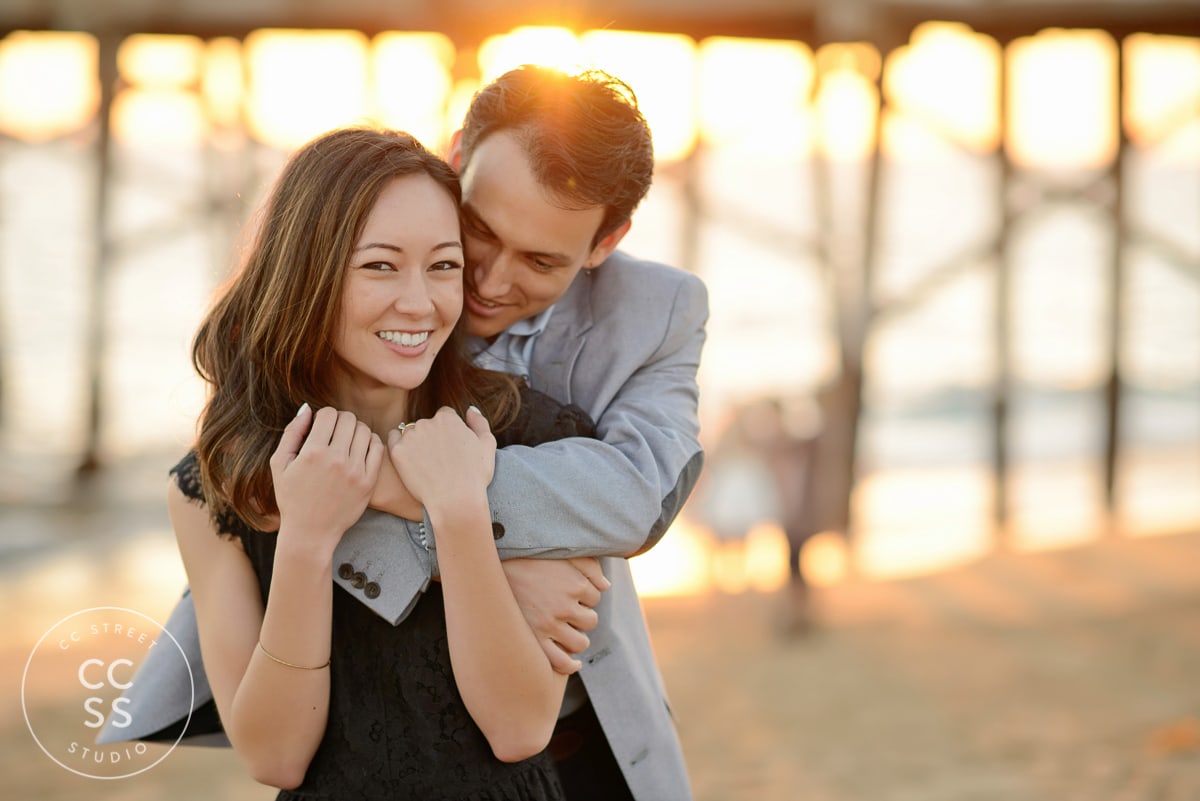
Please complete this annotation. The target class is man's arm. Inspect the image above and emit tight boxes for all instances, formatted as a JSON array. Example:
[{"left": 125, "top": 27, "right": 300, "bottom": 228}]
[
  {"left": 461, "top": 267, "right": 708, "bottom": 561},
  {"left": 336, "top": 263, "right": 707, "bottom": 620}
]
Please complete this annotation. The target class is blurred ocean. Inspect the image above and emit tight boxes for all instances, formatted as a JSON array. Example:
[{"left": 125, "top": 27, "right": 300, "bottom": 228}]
[{"left": 1, "top": 134, "right": 1197, "bottom": 580}]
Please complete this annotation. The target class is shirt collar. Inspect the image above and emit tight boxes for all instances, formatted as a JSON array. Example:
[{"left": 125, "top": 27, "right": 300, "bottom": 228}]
[{"left": 504, "top": 304, "right": 556, "bottom": 338}]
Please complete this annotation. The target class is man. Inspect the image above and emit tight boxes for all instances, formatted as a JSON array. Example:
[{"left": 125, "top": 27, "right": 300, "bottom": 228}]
[{"left": 107, "top": 65, "right": 707, "bottom": 801}]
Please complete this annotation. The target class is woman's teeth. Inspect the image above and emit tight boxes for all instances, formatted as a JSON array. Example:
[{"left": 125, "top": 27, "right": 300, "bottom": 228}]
[{"left": 378, "top": 331, "right": 429, "bottom": 346}]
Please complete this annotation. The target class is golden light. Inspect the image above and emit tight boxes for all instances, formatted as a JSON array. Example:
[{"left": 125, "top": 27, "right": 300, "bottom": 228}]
[
  {"left": 1125, "top": 33, "right": 1200, "bottom": 161},
  {"left": 477, "top": 25, "right": 582, "bottom": 81},
  {"left": 698, "top": 37, "right": 815, "bottom": 150},
  {"left": 742, "top": 524, "right": 791, "bottom": 592},
  {"left": 814, "top": 43, "right": 880, "bottom": 161},
  {"left": 801, "top": 530, "right": 852, "bottom": 587},
  {"left": 112, "top": 88, "right": 207, "bottom": 145},
  {"left": 1008, "top": 29, "right": 1118, "bottom": 168},
  {"left": 244, "top": 28, "right": 370, "bottom": 149},
  {"left": 817, "top": 40, "right": 881, "bottom": 81},
  {"left": 580, "top": 30, "right": 699, "bottom": 162},
  {"left": 629, "top": 519, "right": 713, "bottom": 598},
  {"left": 1120, "top": 449, "right": 1200, "bottom": 538},
  {"left": 113, "top": 35, "right": 207, "bottom": 145},
  {"left": 476, "top": 27, "right": 699, "bottom": 162},
  {"left": 883, "top": 21, "right": 1001, "bottom": 155},
  {"left": 117, "top": 33, "right": 203, "bottom": 87},
  {"left": 0, "top": 31, "right": 97, "bottom": 141},
  {"left": 852, "top": 467, "right": 993, "bottom": 580},
  {"left": 444, "top": 77, "right": 481, "bottom": 148},
  {"left": 202, "top": 37, "right": 244, "bottom": 129},
  {"left": 372, "top": 32, "right": 456, "bottom": 152},
  {"left": 1009, "top": 462, "right": 1104, "bottom": 552}
]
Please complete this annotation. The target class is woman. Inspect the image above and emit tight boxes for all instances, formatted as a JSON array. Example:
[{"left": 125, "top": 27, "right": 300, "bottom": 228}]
[{"left": 170, "top": 126, "right": 591, "bottom": 799}]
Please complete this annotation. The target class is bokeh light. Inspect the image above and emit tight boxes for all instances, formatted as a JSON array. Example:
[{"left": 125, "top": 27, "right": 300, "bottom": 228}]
[
  {"left": 372, "top": 31, "right": 456, "bottom": 152},
  {"left": 0, "top": 30, "right": 97, "bottom": 140},
  {"left": 698, "top": 37, "right": 815, "bottom": 150},
  {"left": 1008, "top": 29, "right": 1119, "bottom": 168},
  {"left": 244, "top": 28, "right": 370, "bottom": 149}
]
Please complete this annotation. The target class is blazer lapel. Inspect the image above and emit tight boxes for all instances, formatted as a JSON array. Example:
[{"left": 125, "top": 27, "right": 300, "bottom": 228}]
[{"left": 529, "top": 271, "right": 594, "bottom": 404}]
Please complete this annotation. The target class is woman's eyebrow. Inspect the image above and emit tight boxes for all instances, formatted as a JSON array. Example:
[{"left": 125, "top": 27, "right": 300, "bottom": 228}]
[{"left": 353, "top": 241, "right": 463, "bottom": 253}]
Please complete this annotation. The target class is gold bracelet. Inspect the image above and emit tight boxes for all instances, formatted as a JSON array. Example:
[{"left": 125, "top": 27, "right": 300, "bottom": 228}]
[{"left": 257, "top": 639, "right": 330, "bottom": 670}]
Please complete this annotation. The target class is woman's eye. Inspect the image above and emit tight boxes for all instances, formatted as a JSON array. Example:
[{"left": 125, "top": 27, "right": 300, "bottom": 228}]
[
  {"left": 430, "top": 260, "right": 463, "bottom": 272},
  {"left": 362, "top": 261, "right": 394, "bottom": 271}
]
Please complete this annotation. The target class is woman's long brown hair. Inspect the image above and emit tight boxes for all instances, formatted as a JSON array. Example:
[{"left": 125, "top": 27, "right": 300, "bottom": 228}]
[{"left": 192, "top": 127, "right": 517, "bottom": 530}]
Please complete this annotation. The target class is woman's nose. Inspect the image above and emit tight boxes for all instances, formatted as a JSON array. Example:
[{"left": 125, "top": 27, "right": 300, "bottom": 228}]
[{"left": 392, "top": 272, "right": 435, "bottom": 314}]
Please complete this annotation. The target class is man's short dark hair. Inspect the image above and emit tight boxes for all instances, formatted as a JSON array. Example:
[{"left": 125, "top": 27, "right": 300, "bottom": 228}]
[{"left": 459, "top": 64, "right": 655, "bottom": 243}]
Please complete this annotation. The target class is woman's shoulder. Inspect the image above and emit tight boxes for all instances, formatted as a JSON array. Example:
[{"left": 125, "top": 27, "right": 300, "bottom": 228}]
[
  {"left": 167, "top": 450, "right": 262, "bottom": 541},
  {"left": 169, "top": 450, "right": 205, "bottom": 503}
]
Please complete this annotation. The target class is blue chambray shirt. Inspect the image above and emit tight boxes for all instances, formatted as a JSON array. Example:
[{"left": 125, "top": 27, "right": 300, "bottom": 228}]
[{"left": 467, "top": 305, "right": 556, "bottom": 380}]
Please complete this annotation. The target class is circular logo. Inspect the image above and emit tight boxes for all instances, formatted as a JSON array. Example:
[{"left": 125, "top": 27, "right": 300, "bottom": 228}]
[{"left": 21, "top": 606, "right": 195, "bottom": 780}]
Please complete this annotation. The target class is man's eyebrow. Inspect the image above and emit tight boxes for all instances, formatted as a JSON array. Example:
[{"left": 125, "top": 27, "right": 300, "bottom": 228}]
[{"left": 462, "top": 204, "right": 571, "bottom": 264}]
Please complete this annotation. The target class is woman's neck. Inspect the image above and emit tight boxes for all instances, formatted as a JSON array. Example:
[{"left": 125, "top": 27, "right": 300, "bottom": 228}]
[{"left": 329, "top": 384, "right": 411, "bottom": 436}]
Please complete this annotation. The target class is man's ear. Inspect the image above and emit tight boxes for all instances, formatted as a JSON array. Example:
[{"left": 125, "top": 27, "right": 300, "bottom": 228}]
[
  {"left": 584, "top": 220, "right": 632, "bottom": 269},
  {"left": 447, "top": 130, "right": 464, "bottom": 172}
]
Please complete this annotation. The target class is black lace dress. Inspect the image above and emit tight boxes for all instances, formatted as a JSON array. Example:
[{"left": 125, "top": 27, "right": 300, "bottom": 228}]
[{"left": 171, "top": 388, "right": 596, "bottom": 801}]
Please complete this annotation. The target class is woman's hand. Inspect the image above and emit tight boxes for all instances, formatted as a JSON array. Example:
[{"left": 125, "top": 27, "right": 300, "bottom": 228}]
[
  {"left": 270, "top": 404, "right": 383, "bottom": 549},
  {"left": 386, "top": 406, "right": 495, "bottom": 515},
  {"left": 369, "top": 457, "right": 424, "bottom": 520}
]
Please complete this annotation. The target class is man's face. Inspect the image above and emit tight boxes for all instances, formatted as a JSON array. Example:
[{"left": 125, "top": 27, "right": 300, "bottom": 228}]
[{"left": 454, "top": 131, "right": 624, "bottom": 340}]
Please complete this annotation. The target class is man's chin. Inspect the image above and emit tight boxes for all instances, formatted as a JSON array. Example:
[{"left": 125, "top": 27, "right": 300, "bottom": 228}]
[{"left": 465, "top": 315, "right": 505, "bottom": 341}]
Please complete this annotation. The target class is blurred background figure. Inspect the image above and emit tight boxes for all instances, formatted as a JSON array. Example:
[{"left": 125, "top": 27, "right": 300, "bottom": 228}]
[
  {"left": 696, "top": 393, "right": 830, "bottom": 636},
  {"left": 751, "top": 395, "right": 826, "bottom": 637},
  {"left": 693, "top": 400, "right": 782, "bottom": 593}
]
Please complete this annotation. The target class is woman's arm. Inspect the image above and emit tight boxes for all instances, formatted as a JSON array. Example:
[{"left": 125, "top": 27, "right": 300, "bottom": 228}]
[
  {"left": 171, "top": 480, "right": 332, "bottom": 789},
  {"left": 368, "top": 453, "right": 424, "bottom": 520},
  {"left": 175, "top": 404, "right": 381, "bottom": 788},
  {"left": 388, "top": 406, "right": 568, "bottom": 762}
]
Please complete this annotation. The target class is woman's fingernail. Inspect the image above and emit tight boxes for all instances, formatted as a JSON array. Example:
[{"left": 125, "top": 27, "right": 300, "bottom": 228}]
[
  {"left": 297, "top": 402, "right": 310, "bottom": 417},
  {"left": 467, "top": 405, "right": 481, "bottom": 416}
]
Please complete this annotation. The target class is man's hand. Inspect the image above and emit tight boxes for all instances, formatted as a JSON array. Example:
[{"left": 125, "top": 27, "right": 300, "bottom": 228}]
[{"left": 503, "top": 557, "right": 610, "bottom": 674}]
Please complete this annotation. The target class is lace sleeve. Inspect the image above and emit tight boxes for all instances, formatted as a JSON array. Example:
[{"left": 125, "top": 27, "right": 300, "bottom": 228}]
[
  {"left": 169, "top": 450, "right": 205, "bottom": 502},
  {"left": 168, "top": 450, "right": 258, "bottom": 540}
]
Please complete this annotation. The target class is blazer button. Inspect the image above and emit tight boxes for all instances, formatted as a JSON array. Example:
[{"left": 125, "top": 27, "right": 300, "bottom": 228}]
[
  {"left": 364, "top": 582, "right": 381, "bottom": 599},
  {"left": 350, "top": 571, "right": 367, "bottom": 589},
  {"left": 491, "top": 522, "right": 505, "bottom": 540},
  {"left": 337, "top": 563, "right": 354, "bottom": 580}
]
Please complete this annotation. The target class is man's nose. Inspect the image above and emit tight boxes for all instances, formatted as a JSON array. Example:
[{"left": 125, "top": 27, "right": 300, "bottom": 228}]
[{"left": 473, "top": 250, "right": 515, "bottom": 298}]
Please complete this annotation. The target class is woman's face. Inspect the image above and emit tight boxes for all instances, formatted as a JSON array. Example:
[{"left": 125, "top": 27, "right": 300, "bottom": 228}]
[{"left": 333, "top": 173, "right": 464, "bottom": 399}]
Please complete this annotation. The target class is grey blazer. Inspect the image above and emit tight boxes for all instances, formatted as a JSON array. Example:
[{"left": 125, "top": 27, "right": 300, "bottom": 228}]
[{"left": 103, "top": 251, "right": 708, "bottom": 801}]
